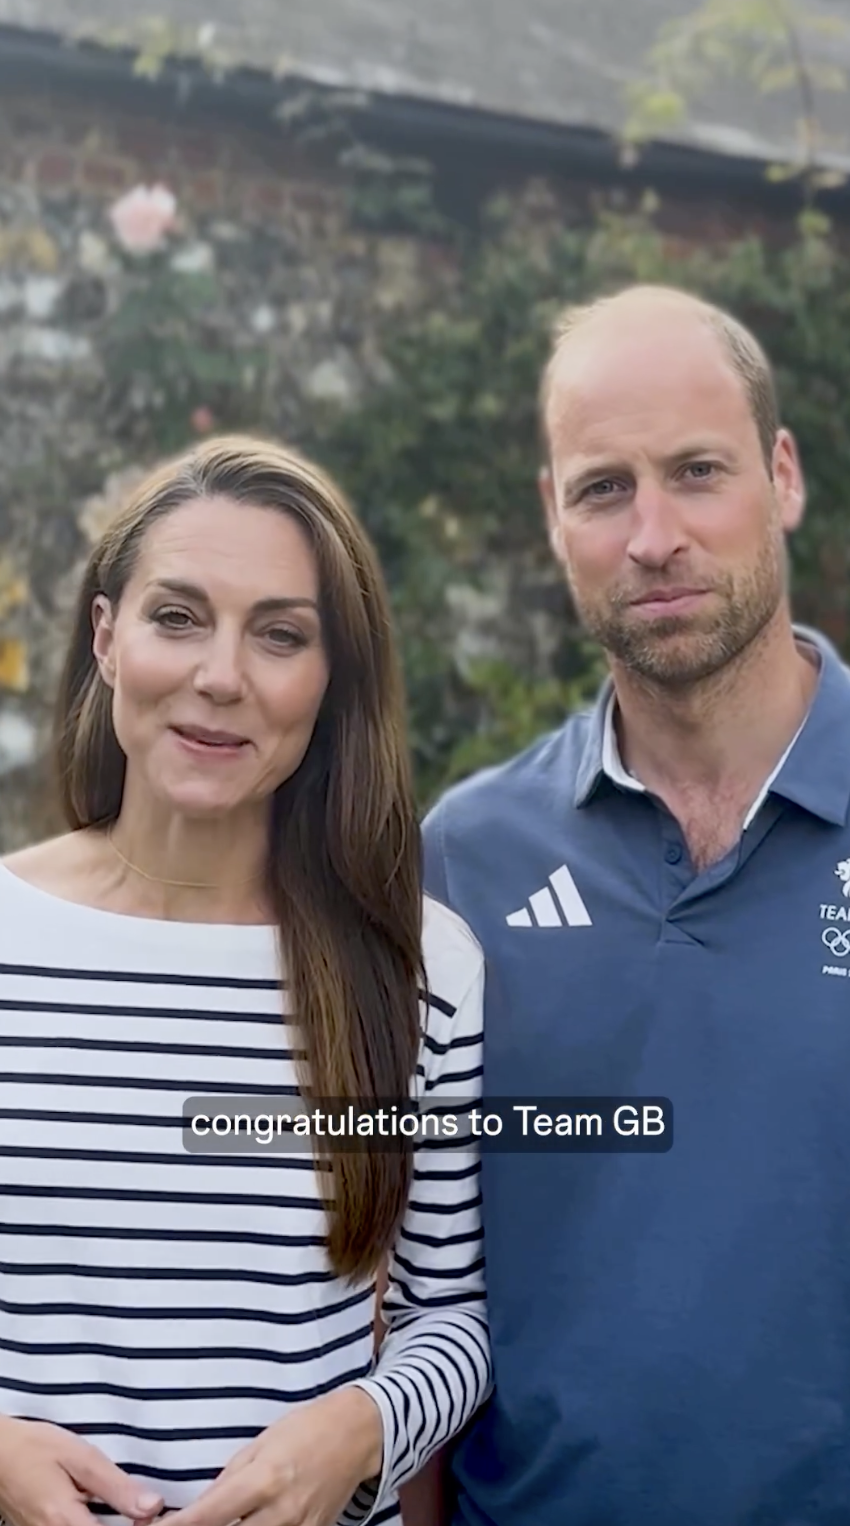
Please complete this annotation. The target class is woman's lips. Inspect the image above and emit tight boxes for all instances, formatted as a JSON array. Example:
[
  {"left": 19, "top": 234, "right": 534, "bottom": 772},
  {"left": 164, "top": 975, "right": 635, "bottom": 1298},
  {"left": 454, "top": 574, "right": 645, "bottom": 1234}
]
[{"left": 170, "top": 725, "right": 250, "bottom": 757}]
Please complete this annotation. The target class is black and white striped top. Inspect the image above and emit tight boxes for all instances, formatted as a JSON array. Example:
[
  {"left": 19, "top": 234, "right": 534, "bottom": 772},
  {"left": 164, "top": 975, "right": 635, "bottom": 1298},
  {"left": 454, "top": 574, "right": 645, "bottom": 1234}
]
[{"left": 0, "top": 867, "right": 490, "bottom": 1526}]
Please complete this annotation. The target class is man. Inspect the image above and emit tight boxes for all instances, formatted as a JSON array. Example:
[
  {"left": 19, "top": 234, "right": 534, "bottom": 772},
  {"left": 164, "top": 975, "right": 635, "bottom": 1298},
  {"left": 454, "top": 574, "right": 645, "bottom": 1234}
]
[{"left": 422, "top": 283, "right": 850, "bottom": 1525}]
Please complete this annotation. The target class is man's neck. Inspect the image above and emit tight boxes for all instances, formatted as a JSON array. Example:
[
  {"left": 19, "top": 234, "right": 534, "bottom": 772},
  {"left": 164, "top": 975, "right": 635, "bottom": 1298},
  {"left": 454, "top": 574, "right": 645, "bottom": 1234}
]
[{"left": 609, "top": 616, "right": 818, "bottom": 862}]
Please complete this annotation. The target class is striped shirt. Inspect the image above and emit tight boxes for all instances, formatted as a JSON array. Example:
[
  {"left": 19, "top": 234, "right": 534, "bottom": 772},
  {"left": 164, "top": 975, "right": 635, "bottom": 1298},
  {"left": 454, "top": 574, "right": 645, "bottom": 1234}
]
[{"left": 0, "top": 866, "right": 490, "bottom": 1526}]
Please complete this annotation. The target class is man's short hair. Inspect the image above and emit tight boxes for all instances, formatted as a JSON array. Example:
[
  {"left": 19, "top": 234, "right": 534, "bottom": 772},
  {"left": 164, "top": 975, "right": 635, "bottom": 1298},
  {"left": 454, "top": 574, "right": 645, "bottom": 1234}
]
[{"left": 537, "top": 286, "right": 780, "bottom": 468}]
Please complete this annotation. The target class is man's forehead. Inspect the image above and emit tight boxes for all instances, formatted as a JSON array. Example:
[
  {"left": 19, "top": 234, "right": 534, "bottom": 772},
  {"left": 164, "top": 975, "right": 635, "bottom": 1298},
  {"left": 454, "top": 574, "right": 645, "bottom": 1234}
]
[{"left": 544, "top": 315, "right": 749, "bottom": 447}]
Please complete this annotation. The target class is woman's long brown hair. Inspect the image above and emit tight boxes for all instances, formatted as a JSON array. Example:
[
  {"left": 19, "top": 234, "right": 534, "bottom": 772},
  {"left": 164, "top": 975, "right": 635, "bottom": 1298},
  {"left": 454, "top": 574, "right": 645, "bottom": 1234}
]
[{"left": 54, "top": 435, "right": 423, "bottom": 1281}]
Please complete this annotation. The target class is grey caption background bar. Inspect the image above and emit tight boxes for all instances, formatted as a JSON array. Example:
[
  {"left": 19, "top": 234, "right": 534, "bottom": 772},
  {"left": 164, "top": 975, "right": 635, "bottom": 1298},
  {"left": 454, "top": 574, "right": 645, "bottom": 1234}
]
[{"left": 182, "top": 1096, "right": 673, "bottom": 1153}]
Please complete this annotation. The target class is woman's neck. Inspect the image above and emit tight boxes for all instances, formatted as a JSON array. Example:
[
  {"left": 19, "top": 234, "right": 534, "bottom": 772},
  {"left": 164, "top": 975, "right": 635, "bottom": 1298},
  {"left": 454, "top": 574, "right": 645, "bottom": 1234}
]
[{"left": 99, "top": 795, "right": 272, "bottom": 924}]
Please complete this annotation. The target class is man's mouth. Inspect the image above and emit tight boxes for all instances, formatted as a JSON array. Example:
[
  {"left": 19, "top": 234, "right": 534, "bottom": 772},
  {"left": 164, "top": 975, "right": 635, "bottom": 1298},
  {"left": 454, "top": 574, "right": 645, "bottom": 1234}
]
[{"left": 629, "top": 587, "right": 711, "bottom": 615}]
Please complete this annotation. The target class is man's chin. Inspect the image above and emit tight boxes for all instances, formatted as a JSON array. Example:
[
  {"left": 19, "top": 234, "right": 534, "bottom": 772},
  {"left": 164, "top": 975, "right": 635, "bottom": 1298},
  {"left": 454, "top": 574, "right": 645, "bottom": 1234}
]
[{"left": 606, "top": 622, "right": 738, "bottom": 686}]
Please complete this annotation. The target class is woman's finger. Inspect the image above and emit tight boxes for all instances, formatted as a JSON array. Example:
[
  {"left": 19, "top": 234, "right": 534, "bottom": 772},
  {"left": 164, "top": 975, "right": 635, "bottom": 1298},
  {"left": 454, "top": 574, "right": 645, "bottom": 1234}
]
[
  {"left": 165, "top": 1465, "right": 264, "bottom": 1526},
  {"left": 66, "top": 1443, "right": 162, "bottom": 1523}
]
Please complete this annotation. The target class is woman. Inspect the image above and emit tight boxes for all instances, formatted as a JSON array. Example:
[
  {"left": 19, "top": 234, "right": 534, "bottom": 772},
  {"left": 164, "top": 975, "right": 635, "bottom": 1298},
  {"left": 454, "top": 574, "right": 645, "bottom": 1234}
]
[{"left": 0, "top": 436, "right": 489, "bottom": 1526}]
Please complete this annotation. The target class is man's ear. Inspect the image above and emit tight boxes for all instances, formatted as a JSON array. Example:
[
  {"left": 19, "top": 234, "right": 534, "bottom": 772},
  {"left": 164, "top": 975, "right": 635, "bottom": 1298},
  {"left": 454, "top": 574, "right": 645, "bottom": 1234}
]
[
  {"left": 91, "top": 594, "right": 117, "bottom": 689},
  {"left": 771, "top": 427, "right": 806, "bottom": 534}
]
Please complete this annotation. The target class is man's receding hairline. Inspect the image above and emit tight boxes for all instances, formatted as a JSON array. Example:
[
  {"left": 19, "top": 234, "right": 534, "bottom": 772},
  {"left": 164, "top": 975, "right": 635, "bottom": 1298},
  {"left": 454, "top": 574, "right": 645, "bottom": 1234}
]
[
  {"left": 545, "top": 291, "right": 754, "bottom": 391},
  {"left": 539, "top": 286, "right": 779, "bottom": 467}
]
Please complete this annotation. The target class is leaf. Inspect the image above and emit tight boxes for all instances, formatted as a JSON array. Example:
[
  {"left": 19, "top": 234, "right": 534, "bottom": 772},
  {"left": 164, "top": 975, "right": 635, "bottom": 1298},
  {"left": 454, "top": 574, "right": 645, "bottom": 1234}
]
[
  {"left": 185, "top": 349, "right": 242, "bottom": 384},
  {"left": 808, "top": 65, "right": 850, "bottom": 93},
  {"left": 755, "top": 63, "right": 798, "bottom": 92},
  {"left": 626, "top": 0, "right": 850, "bottom": 172},
  {"left": 811, "top": 169, "right": 848, "bottom": 191},
  {"left": 765, "top": 161, "right": 803, "bottom": 181},
  {"left": 175, "top": 272, "right": 220, "bottom": 310},
  {"left": 622, "top": 84, "right": 687, "bottom": 142},
  {"left": 797, "top": 207, "right": 833, "bottom": 237},
  {"left": 638, "top": 88, "right": 689, "bottom": 128}
]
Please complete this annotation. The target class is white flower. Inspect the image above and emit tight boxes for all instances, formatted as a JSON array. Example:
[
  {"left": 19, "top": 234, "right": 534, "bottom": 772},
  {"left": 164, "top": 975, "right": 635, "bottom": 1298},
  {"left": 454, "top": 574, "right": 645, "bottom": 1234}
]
[
  {"left": 79, "top": 465, "right": 149, "bottom": 543},
  {"left": 170, "top": 241, "right": 214, "bottom": 274},
  {"left": 108, "top": 185, "right": 178, "bottom": 256}
]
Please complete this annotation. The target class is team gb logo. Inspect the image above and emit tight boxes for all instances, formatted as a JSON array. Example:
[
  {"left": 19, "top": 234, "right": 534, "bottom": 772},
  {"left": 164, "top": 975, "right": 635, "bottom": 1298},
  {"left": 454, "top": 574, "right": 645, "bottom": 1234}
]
[{"left": 835, "top": 859, "right": 850, "bottom": 897}]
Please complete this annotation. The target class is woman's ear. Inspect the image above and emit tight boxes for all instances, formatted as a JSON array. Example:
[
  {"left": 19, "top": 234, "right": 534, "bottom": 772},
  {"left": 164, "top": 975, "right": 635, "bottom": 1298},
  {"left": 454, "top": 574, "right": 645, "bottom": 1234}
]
[{"left": 91, "top": 594, "right": 117, "bottom": 689}]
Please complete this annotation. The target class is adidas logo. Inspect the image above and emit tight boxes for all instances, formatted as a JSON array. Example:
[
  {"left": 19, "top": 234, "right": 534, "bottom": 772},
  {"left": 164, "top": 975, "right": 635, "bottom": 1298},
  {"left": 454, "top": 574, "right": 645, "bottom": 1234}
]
[{"left": 506, "top": 864, "right": 592, "bottom": 928}]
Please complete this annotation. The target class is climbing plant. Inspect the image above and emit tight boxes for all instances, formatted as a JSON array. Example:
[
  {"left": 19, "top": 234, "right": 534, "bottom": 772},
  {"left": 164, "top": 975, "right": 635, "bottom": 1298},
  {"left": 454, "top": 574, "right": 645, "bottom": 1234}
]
[{"left": 97, "top": 175, "right": 850, "bottom": 807}]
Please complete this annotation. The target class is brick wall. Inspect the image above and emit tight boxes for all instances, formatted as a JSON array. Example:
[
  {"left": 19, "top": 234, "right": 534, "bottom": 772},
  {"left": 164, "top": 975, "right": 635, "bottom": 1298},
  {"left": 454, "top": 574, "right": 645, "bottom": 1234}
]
[{"left": 0, "top": 85, "right": 345, "bottom": 227}]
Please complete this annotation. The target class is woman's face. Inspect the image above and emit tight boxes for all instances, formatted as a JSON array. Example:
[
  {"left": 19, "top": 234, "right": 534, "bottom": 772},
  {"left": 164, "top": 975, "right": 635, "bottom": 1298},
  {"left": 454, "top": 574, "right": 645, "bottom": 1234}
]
[{"left": 92, "top": 495, "right": 330, "bottom": 819}]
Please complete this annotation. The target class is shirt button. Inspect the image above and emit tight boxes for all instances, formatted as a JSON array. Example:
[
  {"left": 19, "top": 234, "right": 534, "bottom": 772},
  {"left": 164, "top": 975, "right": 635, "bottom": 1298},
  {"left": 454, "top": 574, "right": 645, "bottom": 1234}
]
[{"left": 664, "top": 842, "right": 683, "bottom": 864}]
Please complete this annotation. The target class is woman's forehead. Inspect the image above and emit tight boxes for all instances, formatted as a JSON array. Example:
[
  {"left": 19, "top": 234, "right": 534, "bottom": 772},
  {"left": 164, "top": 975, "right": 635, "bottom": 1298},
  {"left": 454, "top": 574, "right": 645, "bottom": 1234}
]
[{"left": 131, "top": 497, "right": 320, "bottom": 599}]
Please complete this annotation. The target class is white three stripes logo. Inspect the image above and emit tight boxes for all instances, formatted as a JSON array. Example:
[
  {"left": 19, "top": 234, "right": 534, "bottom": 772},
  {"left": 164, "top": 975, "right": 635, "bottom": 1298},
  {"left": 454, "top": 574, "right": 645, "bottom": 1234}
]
[{"left": 506, "top": 864, "right": 592, "bottom": 928}]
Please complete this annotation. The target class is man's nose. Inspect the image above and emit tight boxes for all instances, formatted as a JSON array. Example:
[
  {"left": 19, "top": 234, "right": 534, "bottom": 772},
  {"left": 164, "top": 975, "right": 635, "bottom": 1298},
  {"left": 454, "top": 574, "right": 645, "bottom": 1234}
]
[{"left": 626, "top": 485, "right": 689, "bottom": 568}]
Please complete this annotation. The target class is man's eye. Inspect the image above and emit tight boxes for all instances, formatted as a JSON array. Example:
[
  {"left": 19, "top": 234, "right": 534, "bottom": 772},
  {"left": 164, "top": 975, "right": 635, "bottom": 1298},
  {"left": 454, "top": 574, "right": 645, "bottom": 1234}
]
[
  {"left": 584, "top": 479, "right": 621, "bottom": 499},
  {"left": 683, "top": 462, "right": 716, "bottom": 480}
]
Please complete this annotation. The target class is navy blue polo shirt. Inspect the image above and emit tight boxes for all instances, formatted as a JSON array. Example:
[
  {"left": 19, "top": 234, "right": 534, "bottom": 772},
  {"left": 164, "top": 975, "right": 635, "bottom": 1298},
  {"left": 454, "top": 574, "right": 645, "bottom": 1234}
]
[{"left": 422, "top": 628, "right": 850, "bottom": 1526}]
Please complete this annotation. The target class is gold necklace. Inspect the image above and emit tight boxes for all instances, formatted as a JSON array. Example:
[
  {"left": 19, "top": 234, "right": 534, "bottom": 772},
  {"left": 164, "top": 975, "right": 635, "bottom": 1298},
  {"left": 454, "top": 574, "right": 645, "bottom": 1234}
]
[{"left": 106, "top": 828, "right": 261, "bottom": 891}]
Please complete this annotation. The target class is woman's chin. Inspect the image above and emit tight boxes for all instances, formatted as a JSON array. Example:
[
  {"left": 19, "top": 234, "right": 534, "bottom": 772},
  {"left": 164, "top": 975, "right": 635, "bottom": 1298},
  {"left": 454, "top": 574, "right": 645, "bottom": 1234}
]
[{"left": 145, "top": 779, "right": 251, "bottom": 819}]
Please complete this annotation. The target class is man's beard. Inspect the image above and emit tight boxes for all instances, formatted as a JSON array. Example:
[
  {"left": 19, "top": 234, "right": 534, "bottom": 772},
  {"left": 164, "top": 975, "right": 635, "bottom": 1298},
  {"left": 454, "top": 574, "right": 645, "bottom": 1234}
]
[{"left": 570, "top": 534, "right": 786, "bottom": 690}]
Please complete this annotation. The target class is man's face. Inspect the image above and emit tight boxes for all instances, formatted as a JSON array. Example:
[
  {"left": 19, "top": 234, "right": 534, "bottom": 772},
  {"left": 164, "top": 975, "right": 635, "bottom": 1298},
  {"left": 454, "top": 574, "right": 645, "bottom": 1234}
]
[{"left": 540, "top": 306, "right": 805, "bottom": 688}]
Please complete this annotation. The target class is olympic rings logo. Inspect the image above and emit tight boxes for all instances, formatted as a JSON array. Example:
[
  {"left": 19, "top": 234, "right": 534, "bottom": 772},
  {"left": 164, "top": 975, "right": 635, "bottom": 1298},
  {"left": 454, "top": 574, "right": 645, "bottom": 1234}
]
[{"left": 822, "top": 926, "right": 850, "bottom": 957}]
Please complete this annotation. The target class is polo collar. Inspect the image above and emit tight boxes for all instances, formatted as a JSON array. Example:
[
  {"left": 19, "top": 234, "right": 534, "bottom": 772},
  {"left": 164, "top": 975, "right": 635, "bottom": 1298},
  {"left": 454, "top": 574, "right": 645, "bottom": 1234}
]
[{"left": 574, "top": 626, "right": 850, "bottom": 828}]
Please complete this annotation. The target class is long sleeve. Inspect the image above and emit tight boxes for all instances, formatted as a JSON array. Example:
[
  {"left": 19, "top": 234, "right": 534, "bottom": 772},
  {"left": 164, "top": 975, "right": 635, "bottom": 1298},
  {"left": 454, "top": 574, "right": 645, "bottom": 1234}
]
[{"left": 343, "top": 903, "right": 491, "bottom": 1522}]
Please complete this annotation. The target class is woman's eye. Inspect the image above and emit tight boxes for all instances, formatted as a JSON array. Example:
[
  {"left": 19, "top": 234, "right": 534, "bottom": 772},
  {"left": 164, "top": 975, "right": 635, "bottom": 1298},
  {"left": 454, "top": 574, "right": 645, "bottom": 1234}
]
[
  {"left": 152, "top": 608, "right": 194, "bottom": 629},
  {"left": 264, "top": 627, "right": 305, "bottom": 650}
]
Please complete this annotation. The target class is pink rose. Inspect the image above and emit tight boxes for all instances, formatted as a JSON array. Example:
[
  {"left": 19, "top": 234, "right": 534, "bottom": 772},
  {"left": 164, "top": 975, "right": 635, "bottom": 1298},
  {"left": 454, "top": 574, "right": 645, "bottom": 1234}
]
[{"left": 108, "top": 184, "right": 178, "bottom": 255}]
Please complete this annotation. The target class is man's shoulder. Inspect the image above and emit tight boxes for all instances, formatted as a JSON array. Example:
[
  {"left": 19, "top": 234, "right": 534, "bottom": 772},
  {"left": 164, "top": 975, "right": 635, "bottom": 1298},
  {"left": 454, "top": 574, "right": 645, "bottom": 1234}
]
[
  {"left": 421, "top": 708, "right": 596, "bottom": 930},
  {"left": 423, "top": 708, "right": 592, "bottom": 845}
]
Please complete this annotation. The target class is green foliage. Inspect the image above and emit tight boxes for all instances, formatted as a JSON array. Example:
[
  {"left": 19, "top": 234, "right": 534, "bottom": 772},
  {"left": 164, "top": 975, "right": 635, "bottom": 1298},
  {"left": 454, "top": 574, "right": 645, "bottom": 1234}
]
[
  {"left": 311, "top": 190, "right": 850, "bottom": 803},
  {"left": 97, "top": 175, "right": 850, "bottom": 809},
  {"left": 624, "top": 0, "right": 850, "bottom": 198},
  {"left": 272, "top": 90, "right": 451, "bottom": 236},
  {"left": 73, "top": 15, "right": 234, "bottom": 82},
  {"left": 438, "top": 660, "right": 605, "bottom": 787},
  {"left": 103, "top": 255, "right": 266, "bottom": 452},
  {"left": 340, "top": 144, "right": 451, "bottom": 236}
]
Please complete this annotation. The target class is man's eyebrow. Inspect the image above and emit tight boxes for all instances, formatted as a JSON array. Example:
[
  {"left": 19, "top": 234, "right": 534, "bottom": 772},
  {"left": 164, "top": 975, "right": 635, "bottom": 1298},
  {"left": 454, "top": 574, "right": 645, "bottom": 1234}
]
[
  {"left": 146, "top": 579, "right": 319, "bottom": 614},
  {"left": 662, "top": 441, "right": 734, "bottom": 468},
  {"left": 560, "top": 442, "right": 737, "bottom": 506}
]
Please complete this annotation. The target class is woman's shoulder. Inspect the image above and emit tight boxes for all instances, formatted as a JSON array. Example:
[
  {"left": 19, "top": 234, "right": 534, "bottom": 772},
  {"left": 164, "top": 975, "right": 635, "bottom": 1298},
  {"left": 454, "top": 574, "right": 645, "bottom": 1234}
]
[
  {"left": 417, "top": 896, "right": 484, "bottom": 1097},
  {"left": 0, "top": 834, "right": 97, "bottom": 966},
  {"left": 0, "top": 830, "right": 278, "bottom": 982},
  {"left": 0, "top": 831, "right": 117, "bottom": 937},
  {"left": 1, "top": 831, "right": 91, "bottom": 893},
  {"left": 421, "top": 892, "right": 484, "bottom": 1006}
]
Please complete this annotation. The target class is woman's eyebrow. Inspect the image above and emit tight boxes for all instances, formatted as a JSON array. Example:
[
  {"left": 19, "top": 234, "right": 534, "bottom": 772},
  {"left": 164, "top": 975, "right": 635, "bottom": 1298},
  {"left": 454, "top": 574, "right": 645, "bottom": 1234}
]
[{"left": 146, "top": 579, "right": 319, "bottom": 614}]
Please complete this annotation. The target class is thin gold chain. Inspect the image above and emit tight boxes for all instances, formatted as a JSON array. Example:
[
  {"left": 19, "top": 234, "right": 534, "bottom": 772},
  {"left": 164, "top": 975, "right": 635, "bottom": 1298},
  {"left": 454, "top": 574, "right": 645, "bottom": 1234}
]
[{"left": 106, "top": 828, "right": 260, "bottom": 890}]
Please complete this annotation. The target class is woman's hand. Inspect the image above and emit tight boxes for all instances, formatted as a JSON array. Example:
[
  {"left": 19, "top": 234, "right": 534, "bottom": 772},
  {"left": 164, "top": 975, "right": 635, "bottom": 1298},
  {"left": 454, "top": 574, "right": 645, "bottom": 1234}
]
[
  {"left": 166, "top": 1388, "right": 383, "bottom": 1526},
  {"left": 0, "top": 1416, "right": 163, "bottom": 1526}
]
